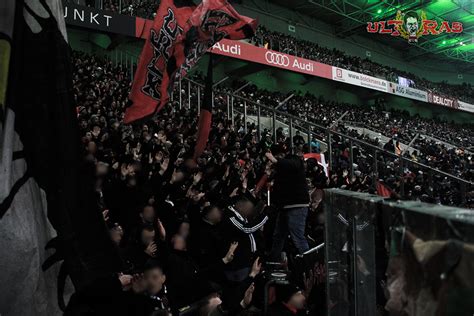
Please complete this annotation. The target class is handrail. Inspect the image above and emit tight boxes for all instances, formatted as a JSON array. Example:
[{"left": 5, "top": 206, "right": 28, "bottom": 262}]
[
  {"left": 182, "top": 77, "right": 473, "bottom": 186},
  {"left": 344, "top": 120, "right": 473, "bottom": 153},
  {"left": 296, "top": 243, "right": 325, "bottom": 258},
  {"left": 342, "top": 120, "right": 392, "bottom": 137}
]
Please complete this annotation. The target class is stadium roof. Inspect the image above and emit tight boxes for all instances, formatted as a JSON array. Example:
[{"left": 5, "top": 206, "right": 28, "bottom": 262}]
[{"left": 266, "top": 0, "right": 473, "bottom": 68}]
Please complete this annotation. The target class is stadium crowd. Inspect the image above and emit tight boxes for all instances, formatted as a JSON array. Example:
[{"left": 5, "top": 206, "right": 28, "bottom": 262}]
[
  {"left": 103, "top": 0, "right": 157, "bottom": 19},
  {"left": 233, "top": 82, "right": 474, "bottom": 182},
  {"left": 72, "top": 51, "right": 326, "bottom": 315},
  {"left": 70, "top": 50, "right": 473, "bottom": 314}
]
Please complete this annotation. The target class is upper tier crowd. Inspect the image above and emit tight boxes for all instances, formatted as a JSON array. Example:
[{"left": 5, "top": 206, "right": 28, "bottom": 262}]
[
  {"left": 90, "top": 0, "right": 474, "bottom": 103},
  {"left": 232, "top": 82, "right": 473, "bottom": 182},
  {"left": 252, "top": 26, "right": 474, "bottom": 104}
]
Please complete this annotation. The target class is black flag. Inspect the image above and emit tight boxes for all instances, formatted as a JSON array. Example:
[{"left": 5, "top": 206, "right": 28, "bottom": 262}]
[{"left": 0, "top": 0, "right": 122, "bottom": 315}]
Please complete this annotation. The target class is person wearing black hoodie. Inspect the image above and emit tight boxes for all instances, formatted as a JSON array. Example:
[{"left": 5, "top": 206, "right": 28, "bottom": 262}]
[
  {"left": 219, "top": 194, "right": 268, "bottom": 282},
  {"left": 165, "top": 233, "right": 238, "bottom": 310},
  {"left": 267, "top": 152, "right": 310, "bottom": 260}
]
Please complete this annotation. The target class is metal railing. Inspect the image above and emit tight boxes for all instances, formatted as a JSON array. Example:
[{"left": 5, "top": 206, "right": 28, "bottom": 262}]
[{"left": 183, "top": 77, "right": 473, "bottom": 205}]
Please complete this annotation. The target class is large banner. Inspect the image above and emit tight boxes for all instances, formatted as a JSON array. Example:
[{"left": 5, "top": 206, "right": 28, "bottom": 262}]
[
  {"left": 332, "top": 67, "right": 389, "bottom": 92},
  {"left": 388, "top": 82, "right": 428, "bottom": 102}
]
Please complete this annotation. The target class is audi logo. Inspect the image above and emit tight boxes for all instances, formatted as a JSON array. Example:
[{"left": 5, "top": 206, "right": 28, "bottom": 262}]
[{"left": 265, "top": 51, "right": 290, "bottom": 66}]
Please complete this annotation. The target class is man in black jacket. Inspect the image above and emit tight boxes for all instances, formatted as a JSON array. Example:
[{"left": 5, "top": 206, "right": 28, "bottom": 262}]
[
  {"left": 142, "top": 260, "right": 172, "bottom": 315},
  {"left": 220, "top": 195, "right": 268, "bottom": 282},
  {"left": 267, "top": 152, "right": 310, "bottom": 260},
  {"left": 189, "top": 205, "right": 229, "bottom": 284}
]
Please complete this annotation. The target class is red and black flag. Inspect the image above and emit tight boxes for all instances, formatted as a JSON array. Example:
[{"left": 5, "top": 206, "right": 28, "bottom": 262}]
[
  {"left": 125, "top": 0, "right": 257, "bottom": 123},
  {"left": 0, "top": 0, "right": 121, "bottom": 314},
  {"left": 125, "top": 0, "right": 196, "bottom": 123}
]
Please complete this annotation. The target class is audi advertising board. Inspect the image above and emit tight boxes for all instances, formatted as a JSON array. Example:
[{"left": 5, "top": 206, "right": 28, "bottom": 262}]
[
  {"left": 332, "top": 67, "right": 389, "bottom": 92},
  {"left": 209, "top": 39, "right": 333, "bottom": 79}
]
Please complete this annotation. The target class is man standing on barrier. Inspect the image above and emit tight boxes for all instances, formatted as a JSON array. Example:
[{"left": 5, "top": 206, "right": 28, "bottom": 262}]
[{"left": 267, "top": 150, "right": 310, "bottom": 260}]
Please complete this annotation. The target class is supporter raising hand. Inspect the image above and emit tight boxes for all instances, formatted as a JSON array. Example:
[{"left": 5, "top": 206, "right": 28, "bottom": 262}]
[
  {"left": 240, "top": 282, "right": 255, "bottom": 308},
  {"left": 144, "top": 241, "right": 157, "bottom": 257},
  {"left": 249, "top": 257, "right": 263, "bottom": 278},
  {"left": 222, "top": 242, "right": 238, "bottom": 264},
  {"left": 156, "top": 218, "right": 166, "bottom": 241}
]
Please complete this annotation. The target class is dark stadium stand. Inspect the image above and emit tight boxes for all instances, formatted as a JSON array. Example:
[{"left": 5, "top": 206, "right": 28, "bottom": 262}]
[{"left": 2, "top": 1, "right": 473, "bottom": 316}]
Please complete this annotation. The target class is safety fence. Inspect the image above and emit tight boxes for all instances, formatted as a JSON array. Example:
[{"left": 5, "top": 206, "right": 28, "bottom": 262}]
[{"left": 324, "top": 188, "right": 474, "bottom": 316}]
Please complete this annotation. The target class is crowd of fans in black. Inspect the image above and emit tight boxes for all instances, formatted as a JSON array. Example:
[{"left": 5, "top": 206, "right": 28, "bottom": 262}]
[
  {"left": 72, "top": 51, "right": 327, "bottom": 315},
  {"left": 70, "top": 49, "right": 473, "bottom": 314}
]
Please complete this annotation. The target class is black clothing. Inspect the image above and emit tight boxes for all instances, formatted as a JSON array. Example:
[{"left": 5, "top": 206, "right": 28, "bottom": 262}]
[
  {"left": 143, "top": 286, "right": 172, "bottom": 315},
  {"left": 272, "top": 157, "right": 309, "bottom": 208},
  {"left": 165, "top": 250, "right": 212, "bottom": 309},
  {"left": 124, "top": 243, "right": 155, "bottom": 271},
  {"left": 219, "top": 207, "right": 268, "bottom": 271},
  {"left": 64, "top": 276, "right": 149, "bottom": 316},
  {"left": 190, "top": 218, "right": 227, "bottom": 283}
]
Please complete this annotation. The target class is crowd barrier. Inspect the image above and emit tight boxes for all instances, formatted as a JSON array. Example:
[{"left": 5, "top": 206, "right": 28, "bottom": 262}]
[{"left": 324, "top": 188, "right": 474, "bottom": 316}]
